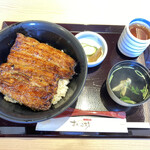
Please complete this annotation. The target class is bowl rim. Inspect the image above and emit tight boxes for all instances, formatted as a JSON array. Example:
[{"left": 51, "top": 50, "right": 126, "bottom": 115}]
[
  {"left": 75, "top": 31, "right": 108, "bottom": 68},
  {"left": 106, "top": 60, "right": 150, "bottom": 107}
]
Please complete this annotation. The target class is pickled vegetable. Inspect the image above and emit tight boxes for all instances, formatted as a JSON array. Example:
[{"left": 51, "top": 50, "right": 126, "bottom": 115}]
[
  {"left": 87, "top": 47, "right": 103, "bottom": 62},
  {"left": 81, "top": 43, "right": 97, "bottom": 55}
]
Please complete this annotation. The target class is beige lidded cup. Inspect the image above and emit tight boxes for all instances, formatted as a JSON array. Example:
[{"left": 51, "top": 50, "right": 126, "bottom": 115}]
[{"left": 118, "top": 18, "right": 150, "bottom": 57}]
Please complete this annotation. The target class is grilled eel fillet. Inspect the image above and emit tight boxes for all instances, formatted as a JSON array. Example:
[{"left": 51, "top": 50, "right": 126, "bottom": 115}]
[{"left": 0, "top": 33, "right": 76, "bottom": 111}]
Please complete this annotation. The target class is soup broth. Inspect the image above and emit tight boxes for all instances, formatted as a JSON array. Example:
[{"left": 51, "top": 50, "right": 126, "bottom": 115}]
[{"left": 109, "top": 65, "right": 150, "bottom": 104}]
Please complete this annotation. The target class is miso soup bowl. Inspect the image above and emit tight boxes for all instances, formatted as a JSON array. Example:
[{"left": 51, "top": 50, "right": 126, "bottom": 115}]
[{"left": 106, "top": 60, "right": 150, "bottom": 107}]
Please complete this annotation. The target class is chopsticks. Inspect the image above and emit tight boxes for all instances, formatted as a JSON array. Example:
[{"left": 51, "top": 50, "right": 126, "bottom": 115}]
[{"left": 55, "top": 107, "right": 126, "bottom": 119}]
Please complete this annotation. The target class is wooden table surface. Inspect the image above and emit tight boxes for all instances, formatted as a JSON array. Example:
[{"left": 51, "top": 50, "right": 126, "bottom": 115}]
[{"left": 0, "top": 0, "right": 150, "bottom": 149}]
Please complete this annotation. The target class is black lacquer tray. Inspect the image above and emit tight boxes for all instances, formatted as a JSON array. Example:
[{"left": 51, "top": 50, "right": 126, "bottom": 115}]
[{"left": 0, "top": 21, "right": 150, "bottom": 138}]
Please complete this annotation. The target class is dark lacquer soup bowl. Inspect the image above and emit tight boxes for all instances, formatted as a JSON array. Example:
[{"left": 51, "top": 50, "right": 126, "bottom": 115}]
[
  {"left": 106, "top": 60, "right": 150, "bottom": 107},
  {"left": 0, "top": 20, "right": 87, "bottom": 123}
]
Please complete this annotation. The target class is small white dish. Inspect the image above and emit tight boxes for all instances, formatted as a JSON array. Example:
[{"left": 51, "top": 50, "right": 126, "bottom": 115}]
[{"left": 75, "top": 31, "right": 108, "bottom": 68}]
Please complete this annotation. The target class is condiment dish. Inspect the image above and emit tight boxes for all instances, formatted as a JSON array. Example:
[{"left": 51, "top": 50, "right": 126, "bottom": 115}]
[{"left": 75, "top": 31, "right": 108, "bottom": 68}]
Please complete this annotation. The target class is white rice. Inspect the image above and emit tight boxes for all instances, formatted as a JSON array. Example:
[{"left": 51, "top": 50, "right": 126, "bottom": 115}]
[
  {"left": 4, "top": 95, "right": 18, "bottom": 103},
  {"left": 52, "top": 79, "right": 69, "bottom": 104}
]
